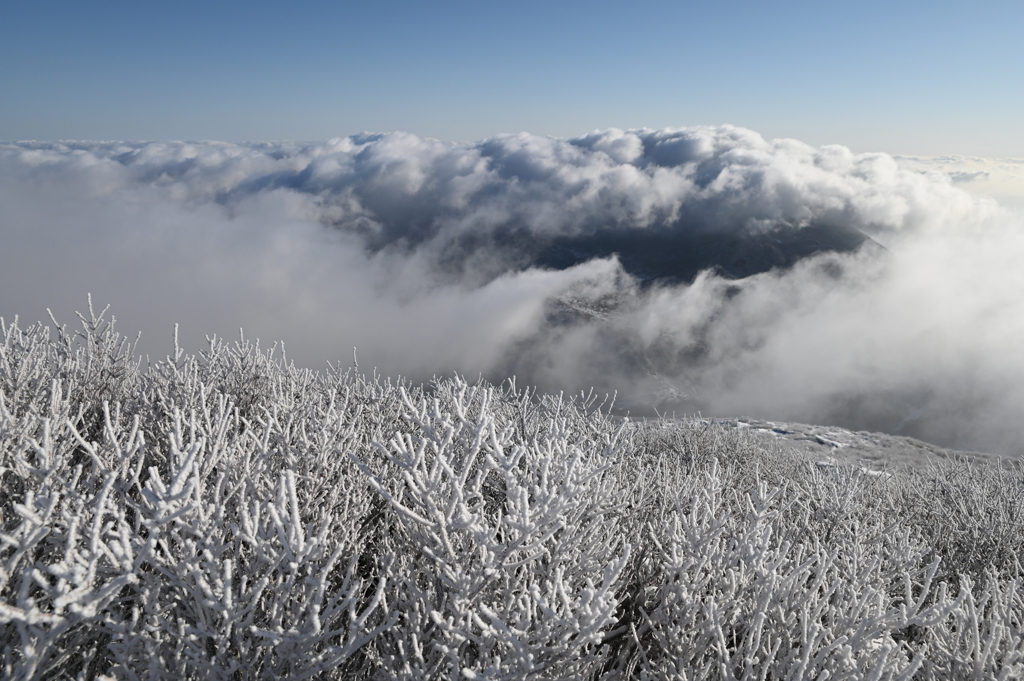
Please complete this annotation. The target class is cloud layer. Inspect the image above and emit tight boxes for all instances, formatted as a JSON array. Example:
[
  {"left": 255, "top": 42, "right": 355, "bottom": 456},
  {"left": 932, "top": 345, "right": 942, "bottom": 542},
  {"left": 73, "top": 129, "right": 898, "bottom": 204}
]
[
  {"left": 2, "top": 127, "right": 1022, "bottom": 454},
  {"left": 896, "top": 154, "right": 1024, "bottom": 210}
]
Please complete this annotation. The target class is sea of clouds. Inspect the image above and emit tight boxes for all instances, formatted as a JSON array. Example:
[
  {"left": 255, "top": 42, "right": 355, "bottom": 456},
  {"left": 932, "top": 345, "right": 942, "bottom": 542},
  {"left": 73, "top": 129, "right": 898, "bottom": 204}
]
[{"left": 2, "top": 126, "right": 1023, "bottom": 455}]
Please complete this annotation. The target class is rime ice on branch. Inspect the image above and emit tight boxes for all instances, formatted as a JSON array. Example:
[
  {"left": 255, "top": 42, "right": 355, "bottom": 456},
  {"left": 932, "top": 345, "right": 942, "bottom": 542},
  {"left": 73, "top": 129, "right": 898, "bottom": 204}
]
[{"left": 0, "top": 304, "right": 1022, "bottom": 679}]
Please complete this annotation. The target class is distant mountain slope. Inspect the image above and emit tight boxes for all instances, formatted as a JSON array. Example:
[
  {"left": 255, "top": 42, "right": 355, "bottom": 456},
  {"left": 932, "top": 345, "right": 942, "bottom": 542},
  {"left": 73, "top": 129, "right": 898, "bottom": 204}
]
[
  {"left": 533, "top": 222, "right": 882, "bottom": 284},
  {"left": 714, "top": 417, "right": 1015, "bottom": 470}
]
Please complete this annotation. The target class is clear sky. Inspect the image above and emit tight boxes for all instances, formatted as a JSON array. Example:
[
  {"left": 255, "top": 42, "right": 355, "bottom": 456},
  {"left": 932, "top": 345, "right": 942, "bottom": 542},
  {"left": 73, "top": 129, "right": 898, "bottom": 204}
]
[{"left": 2, "top": 0, "right": 1023, "bottom": 156}]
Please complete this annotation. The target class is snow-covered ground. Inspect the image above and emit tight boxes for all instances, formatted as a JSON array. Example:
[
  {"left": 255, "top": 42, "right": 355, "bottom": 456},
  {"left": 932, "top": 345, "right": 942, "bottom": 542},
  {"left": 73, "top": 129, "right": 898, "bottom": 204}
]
[{"left": 716, "top": 416, "right": 1016, "bottom": 471}]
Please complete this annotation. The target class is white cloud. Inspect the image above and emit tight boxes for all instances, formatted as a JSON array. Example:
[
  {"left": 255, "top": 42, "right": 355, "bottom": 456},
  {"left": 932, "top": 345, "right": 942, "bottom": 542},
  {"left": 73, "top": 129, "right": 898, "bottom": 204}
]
[
  {"left": 895, "top": 154, "right": 1024, "bottom": 210},
  {"left": 2, "top": 127, "right": 1023, "bottom": 455}
]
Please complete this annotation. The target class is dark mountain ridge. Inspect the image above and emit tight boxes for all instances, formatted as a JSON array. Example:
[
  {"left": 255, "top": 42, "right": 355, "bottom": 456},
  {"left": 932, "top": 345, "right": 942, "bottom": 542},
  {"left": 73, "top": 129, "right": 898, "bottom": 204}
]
[{"left": 534, "top": 221, "right": 882, "bottom": 285}]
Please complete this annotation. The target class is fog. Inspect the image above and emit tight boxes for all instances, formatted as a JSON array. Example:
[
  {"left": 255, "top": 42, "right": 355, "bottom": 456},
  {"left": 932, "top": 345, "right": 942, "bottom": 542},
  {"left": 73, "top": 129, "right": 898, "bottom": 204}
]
[{"left": 2, "top": 126, "right": 1022, "bottom": 455}]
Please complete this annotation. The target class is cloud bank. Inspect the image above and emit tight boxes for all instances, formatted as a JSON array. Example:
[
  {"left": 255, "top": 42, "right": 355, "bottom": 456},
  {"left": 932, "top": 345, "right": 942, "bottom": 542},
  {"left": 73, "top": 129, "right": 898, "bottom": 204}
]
[
  {"left": 2, "top": 126, "right": 1022, "bottom": 455},
  {"left": 895, "top": 154, "right": 1024, "bottom": 211}
]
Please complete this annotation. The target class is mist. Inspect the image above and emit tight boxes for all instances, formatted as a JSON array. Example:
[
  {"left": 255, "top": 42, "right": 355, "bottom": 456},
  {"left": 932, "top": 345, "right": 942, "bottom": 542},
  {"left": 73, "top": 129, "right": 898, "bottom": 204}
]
[{"left": 2, "top": 126, "right": 1022, "bottom": 455}]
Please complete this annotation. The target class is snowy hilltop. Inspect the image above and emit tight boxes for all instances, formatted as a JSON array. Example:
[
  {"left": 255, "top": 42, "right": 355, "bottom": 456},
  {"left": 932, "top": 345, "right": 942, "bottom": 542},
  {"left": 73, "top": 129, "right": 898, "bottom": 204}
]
[{"left": 1, "top": 304, "right": 1021, "bottom": 679}]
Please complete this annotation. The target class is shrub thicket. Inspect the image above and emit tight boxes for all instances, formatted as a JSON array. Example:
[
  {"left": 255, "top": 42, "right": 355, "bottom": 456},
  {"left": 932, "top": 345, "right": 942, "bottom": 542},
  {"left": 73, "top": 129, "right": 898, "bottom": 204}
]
[{"left": 1, "top": 302, "right": 1022, "bottom": 679}]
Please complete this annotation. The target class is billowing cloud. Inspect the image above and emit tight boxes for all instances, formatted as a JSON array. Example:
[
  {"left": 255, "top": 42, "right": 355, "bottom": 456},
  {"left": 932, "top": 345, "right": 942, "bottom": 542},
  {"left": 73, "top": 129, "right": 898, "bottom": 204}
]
[{"left": 2, "top": 126, "right": 1022, "bottom": 455}]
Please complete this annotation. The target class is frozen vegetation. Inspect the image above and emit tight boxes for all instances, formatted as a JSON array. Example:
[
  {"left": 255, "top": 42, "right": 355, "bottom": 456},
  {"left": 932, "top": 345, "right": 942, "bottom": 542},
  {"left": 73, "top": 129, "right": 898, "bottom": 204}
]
[{"left": 1, "top": 302, "right": 1022, "bottom": 680}]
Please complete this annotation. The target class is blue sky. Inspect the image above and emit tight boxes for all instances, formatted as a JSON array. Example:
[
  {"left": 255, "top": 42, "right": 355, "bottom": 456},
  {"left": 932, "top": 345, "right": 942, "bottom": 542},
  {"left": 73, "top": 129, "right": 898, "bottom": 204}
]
[{"left": 2, "top": 0, "right": 1023, "bottom": 155}]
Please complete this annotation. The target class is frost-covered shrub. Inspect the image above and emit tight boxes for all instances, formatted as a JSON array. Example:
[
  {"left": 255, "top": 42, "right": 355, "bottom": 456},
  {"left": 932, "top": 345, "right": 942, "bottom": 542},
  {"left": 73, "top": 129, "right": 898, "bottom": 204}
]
[
  {"left": 893, "top": 457, "right": 1024, "bottom": 582},
  {"left": 1, "top": 302, "right": 1023, "bottom": 679},
  {"left": 352, "top": 384, "right": 629, "bottom": 679}
]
